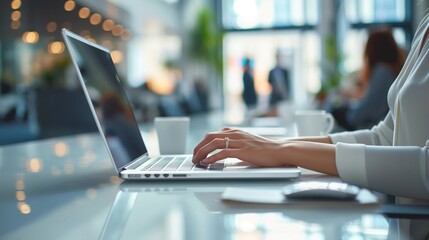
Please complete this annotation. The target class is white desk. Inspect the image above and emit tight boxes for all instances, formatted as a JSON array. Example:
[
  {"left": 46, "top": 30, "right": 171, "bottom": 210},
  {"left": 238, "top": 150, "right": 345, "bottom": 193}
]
[{"left": 0, "top": 112, "right": 427, "bottom": 240}]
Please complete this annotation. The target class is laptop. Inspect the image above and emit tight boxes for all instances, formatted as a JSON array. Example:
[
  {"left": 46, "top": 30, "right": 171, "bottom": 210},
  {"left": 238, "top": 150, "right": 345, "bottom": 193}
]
[{"left": 62, "top": 28, "right": 301, "bottom": 180}]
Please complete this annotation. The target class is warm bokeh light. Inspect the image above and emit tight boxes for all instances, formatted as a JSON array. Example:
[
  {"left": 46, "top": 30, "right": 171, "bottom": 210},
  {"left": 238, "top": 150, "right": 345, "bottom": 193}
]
[
  {"left": 147, "top": 75, "right": 175, "bottom": 95},
  {"left": 64, "top": 0, "right": 75, "bottom": 11},
  {"left": 11, "top": 20, "right": 20, "bottom": 30},
  {"left": 102, "top": 19, "right": 114, "bottom": 31},
  {"left": 111, "top": 50, "right": 123, "bottom": 63},
  {"left": 54, "top": 142, "right": 69, "bottom": 157},
  {"left": 11, "top": 0, "right": 21, "bottom": 9},
  {"left": 11, "top": 11, "right": 21, "bottom": 21},
  {"left": 26, "top": 158, "right": 43, "bottom": 173},
  {"left": 121, "top": 29, "right": 132, "bottom": 41},
  {"left": 78, "top": 7, "right": 91, "bottom": 19},
  {"left": 48, "top": 41, "right": 65, "bottom": 54},
  {"left": 90, "top": 13, "right": 102, "bottom": 25},
  {"left": 112, "top": 25, "right": 124, "bottom": 36},
  {"left": 16, "top": 191, "right": 26, "bottom": 201},
  {"left": 18, "top": 202, "right": 31, "bottom": 214},
  {"left": 22, "top": 31, "right": 39, "bottom": 44},
  {"left": 46, "top": 21, "right": 57, "bottom": 32}
]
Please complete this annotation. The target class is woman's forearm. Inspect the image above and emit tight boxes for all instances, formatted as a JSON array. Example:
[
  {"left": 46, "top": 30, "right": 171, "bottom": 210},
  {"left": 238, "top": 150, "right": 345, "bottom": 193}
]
[
  {"left": 281, "top": 136, "right": 334, "bottom": 144},
  {"left": 285, "top": 141, "right": 338, "bottom": 176}
]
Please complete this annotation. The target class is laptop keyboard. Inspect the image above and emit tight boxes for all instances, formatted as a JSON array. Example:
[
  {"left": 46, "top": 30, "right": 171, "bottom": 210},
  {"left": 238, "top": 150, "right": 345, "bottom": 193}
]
[{"left": 144, "top": 156, "right": 225, "bottom": 172}]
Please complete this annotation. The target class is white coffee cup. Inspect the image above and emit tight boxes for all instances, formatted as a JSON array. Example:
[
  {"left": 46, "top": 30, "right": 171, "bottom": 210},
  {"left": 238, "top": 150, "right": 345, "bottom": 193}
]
[
  {"left": 155, "top": 117, "right": 190, "bottom": 154},
  {"left": 294, "top": 110, "right": 334, "bottom": 136}
]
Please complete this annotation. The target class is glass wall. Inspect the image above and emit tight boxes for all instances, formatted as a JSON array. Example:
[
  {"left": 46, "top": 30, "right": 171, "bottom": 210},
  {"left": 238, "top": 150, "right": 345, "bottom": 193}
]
[
  {"left": 344, "top": 0, "right": 408, "bottom": 23},
  {"left": 222, "top": 0, "right": 320, "bottom": 119},
  {"left": 221, "top": 0, "right": 412, "bottom": 120},
  {"left": 342, "top": 0, "right": 412, "bottom": 74},
  {"left": 222, "top": 0, "right": 318, "bottom": 29}
]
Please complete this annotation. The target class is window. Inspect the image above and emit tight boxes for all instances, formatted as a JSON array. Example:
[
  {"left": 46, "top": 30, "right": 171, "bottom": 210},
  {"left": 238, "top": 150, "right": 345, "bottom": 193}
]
[
  {"left": 342, "top": 0, "right": 411, "bottom": 74},
  {"left": 221, "top": 0, "right": 320, "bottom": 118},
  {"left": 344, "top": 0, "right": 408, "bottom": 23},
  {"left": 222, "top": 0, "right": 318, "bottom": 30}
]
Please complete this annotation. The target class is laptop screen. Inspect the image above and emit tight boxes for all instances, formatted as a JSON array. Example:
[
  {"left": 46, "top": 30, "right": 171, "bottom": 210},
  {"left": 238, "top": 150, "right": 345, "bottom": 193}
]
[{"left": 63, "top": 29, "right": 147, "bottom": 171}]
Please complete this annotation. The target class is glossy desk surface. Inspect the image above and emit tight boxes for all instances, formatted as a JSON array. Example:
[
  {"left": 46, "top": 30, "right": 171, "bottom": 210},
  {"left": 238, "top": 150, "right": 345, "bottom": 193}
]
[{"left": 1, "top": 113, "right": 428, "bottom": 240}]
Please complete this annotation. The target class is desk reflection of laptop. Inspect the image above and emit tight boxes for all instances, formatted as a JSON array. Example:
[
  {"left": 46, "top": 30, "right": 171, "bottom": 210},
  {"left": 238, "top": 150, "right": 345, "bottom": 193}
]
[
  {"left": 99, "top": 181, "right": 423, "bottom": 240},
  {"left": 99, "top": 180, "right": 294, "bottom": 240},
  {"left": 62, "top": 28, "right": 300, "bottom": 181}
]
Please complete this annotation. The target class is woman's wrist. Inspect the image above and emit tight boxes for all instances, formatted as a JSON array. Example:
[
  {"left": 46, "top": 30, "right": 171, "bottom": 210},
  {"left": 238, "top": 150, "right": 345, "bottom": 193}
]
[
  {"left": 279, "top": 136, "right": 333, "bottom": 144},
  {"left": 280, "top": 141, "right": 338, "bottom": 175}
]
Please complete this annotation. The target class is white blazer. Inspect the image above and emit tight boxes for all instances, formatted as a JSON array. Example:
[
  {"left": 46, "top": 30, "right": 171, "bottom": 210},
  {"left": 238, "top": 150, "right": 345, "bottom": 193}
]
[{"left": 329, "top": 12, "right": 429, "bottom": 201}]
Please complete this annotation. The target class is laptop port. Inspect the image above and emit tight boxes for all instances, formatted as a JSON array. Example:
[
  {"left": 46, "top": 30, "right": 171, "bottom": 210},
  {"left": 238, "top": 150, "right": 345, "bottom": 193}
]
[
  {"left": 172, "top": 174, "right": 187, "bottom": 178},
  {"left": 163, "top": 174, "right": 169, "bottom": 178},
  {"left": 154, "top": 174, "right": 160, "bottom": 178},
  {"left": 144, "top": 174, "right": 151, "bottom": 178}
]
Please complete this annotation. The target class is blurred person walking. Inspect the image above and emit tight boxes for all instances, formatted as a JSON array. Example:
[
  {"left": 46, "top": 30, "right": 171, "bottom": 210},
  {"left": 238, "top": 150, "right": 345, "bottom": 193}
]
[
  {"left": 241, "top": 57, "right": 257, "bottom": 109},
  {"left": 268, "top": 51, "right": 291, "bottom": 107}
]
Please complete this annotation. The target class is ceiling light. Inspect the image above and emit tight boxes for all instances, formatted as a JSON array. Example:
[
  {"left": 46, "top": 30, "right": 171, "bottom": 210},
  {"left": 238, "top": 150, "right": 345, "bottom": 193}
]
[
  {"left": 48, "top": 41, "right": 65, "bottom": 54},
  {"left": 89, "top": 13, "right": 102, "bottom": 25},
  {"left": 11, "top": 0, "right": 21, "bottom": 9},
  {"left": 111, "top": 50, "right": 123, "bottom": 63},
  {"left": 64, "top": 0, "right": 76, "bottom": 11},
  {"left": 11, "top": 11, "right": 21, "bottom": 21},
  {"left": 22, "top": 31, "right": 39, "bottom": 44},
  {"left": 112, "top": 25, "right": 123, "bottom": 36},
  {"left": 102, "top": 19, "right": 114, "bottom": 31},
  {"left": 46, "top": 22, "right": 57, "bottom": 32},
  {"left": 79, "top": 7, "right": 91, "bottom": 19}
]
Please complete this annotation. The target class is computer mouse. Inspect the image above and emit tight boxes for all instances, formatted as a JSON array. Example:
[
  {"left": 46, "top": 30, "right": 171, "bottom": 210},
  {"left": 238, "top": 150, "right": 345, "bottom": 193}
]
[{"left": 282, "top": 181, "right": 360, "bottom": 200}]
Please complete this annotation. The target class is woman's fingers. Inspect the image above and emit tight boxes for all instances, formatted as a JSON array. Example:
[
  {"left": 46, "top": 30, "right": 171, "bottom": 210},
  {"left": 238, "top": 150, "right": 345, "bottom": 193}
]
[
  {"left": 200, "top": 148, "right": 269, "bottom": 166},
  {"left": 200, "top": 149, "right": 243, "bottom": 165},
  {"left": 193, "top": 131, "right": 243, "bottom": 155},
  {"left": 200, "top": 147, "right": 286, "bottom": 167},
  {"left": 193, "top": 132, "right": 223, "bottom": 155},
  {"left": 192, "top": 138, "right": 240, "bottom": 163}
]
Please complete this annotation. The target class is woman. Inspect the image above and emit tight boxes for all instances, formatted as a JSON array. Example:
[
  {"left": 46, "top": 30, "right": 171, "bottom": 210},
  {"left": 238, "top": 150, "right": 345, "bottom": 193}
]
[
  {"left": 332, "top": 28, "right": 406, "bottom": 130},
  {"left": 192, "top": 13, "right": 429, "bottom": 202}
]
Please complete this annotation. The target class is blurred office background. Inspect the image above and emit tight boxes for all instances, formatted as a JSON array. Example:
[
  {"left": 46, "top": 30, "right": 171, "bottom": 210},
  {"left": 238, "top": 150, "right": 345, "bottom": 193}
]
[{"left": 0, "top": 0, "right": 428, "bottom": 145}]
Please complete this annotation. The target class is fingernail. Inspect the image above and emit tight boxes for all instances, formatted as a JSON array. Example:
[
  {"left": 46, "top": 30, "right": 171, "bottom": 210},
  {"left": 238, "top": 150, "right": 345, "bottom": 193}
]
[{"left": 201, "top": 159, "right": 209, "bottom": 164}]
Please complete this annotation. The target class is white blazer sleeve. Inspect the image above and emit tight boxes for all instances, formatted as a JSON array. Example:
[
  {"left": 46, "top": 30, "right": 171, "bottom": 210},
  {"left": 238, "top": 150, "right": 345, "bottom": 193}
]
[
  {"left": 336, "top": 142, "right": 429, "bottom": 200},
  {"left": 329, "top": 111, "right": 394, "bottom": 146}
]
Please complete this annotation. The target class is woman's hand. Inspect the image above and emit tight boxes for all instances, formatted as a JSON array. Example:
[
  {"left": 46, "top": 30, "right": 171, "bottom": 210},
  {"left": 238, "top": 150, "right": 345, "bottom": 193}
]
[
  {"left": 192, "top": 127, "right": 291, "bottom": 167},
  {"left": 192, "top": 127, "right": 338, "bottom": 175}
]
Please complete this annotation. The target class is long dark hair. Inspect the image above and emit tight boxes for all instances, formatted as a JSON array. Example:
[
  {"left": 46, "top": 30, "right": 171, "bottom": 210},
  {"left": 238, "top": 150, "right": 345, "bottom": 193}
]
[{"left": 360, "top": 28, "right": 406, "bottom": 81}]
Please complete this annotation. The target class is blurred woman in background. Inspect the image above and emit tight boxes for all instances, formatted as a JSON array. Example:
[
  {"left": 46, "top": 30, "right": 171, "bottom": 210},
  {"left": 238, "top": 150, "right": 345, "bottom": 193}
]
[{"left": 332, "top": 28, "right": 406, "bottom": 130}]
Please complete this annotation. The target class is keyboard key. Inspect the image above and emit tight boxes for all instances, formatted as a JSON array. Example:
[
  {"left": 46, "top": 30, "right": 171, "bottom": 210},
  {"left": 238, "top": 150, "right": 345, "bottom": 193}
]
[
  {"left": 208, "top": 162, "right": 225, "bottom": 171},
  {"left": 164, "top": 157, "right": 187, "bottom": 171},
  {"left": 192, "top": 163, "right": 208, "bottom": 171},
  {"left": 148, "top": 157, "right": 174, "bottom": 171},
  {"left": 136, "top": 157, "right": 160, "bottom": 171},
  {"left": 177, "top": 159, "right": 195, "bottom": 171}
]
